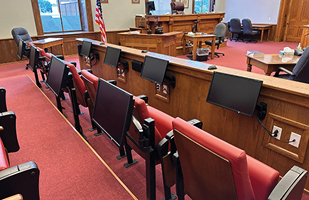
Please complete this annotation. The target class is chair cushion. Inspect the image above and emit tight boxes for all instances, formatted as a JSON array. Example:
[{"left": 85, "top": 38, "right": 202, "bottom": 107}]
[
  {"left": 0, "top": 139, "right": 9, "bottom": 171},
  {"left": 246, "top": 155, "right": 279, "bottom": 200},
  {"left": 81, "top": 70, "right": 99, "bottom": 90},
  {"left": 172, "top": 117, "right": 255, "bottom": 200},
  {"left": 66, "top": 62, "right": 87, "bottom": 106},
  {"left": 133, "top": 96, "right": 173, "bottom": 146}
]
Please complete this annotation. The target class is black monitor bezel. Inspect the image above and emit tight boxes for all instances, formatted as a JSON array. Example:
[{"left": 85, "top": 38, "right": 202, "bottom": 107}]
[
  {"left": 206, "top": 72, "right": 263, "bottom": 117},
  {"left": 17, "top": 39, "right": 26, "bottom": 60},
  {"left": 140, "top": 55, "right": 169, "bottom": 85},
  {"left": 80, "top": 40, "right": 92, "bottom": 57},
  {"left": 92, "top": 78, "right": 134, "bottom": 147},
  {"left": 46, "top": 56, "right": 70, "bottom": 98},
  {"left": 103, "top": 46, "right": 122, "bottom": 68},
  {"left": 29, "top": 45, "right": 40, "bottom": 72},
  {"left": 146, "top": 1, "right": 155, "bottom": 15}
]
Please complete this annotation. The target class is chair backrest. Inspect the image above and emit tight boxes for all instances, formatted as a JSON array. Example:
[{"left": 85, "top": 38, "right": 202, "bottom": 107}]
[
  {"left": 291, "top": 47, "right": 309, "bottom": 83},
  {"left": 170, "top": 2, "right": 185, "bottom": 14},
  {"left": 229, "top": 18, "right": 242, "bottom": 33},
  {"left": 242, "top": 19, "right": 253, "bottom": 35},
  {"left": 66, "top": 63, "right": 87, "bottom": 107},
  {"left": 81, "top": 70, "right": 99, "bottom": 116},
  {"left": 172, "top": 117, "right": 256, "bottom": 200},
  {"left": 213, "top": 23, "right": 227, "bottom": 41},
  {"left": 11, "top": 28, "right": 33, "bottom": 46}
]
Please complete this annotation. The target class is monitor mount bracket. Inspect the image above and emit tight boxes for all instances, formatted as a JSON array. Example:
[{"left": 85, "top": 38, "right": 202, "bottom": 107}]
[{"left": 256, "top": 102, "right": 267, "bottom": 121}]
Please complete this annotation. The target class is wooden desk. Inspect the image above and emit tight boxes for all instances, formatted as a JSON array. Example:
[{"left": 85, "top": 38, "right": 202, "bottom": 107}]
[
  {"left": 300, "top": 25, "right": 309, "bottom": 49},
  {"left": 183, "top": 34, "right": 216, "bottom": 60},
  {"left": 129, "top": 27, "right": 148, "bottom": 34},
  {"left": 32, "top": 38, "right": 65, "bottom": 57},
  {"left": 252, "top": 24, "right": 272, "bottom": 43},
  {"left": 246, "top": 53, "right": 299, "bottom": 75},
  {"left": 77, "top": 38, "right": 309, "bottom": 193},
  {"left": 146, "top": 13, "right": 225, "bottom": 46},
  {"left": 118, "top": 32, "right": 180, "bottom": 56}
]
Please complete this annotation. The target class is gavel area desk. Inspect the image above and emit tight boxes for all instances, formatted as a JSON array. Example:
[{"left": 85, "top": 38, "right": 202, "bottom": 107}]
[
  {"left": 246, "top": 53, "right": 300, "bottom": 75},
  {"left": 77, "top": 38, "right": 309, "bottom": 193},
  {"left": 183, "top": 34, "right": 216, "bottom": 60},
  {"left": 32, "top": 38, "right": 65, "bottom": 58}
]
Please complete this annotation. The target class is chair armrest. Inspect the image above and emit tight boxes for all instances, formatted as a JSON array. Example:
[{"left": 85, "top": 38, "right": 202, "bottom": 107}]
[
  {"left": 274, "top": 67, "right": 295, "bottom": 77},
  {"left": 268, "top": 166, "right": 307, "bottom": 200},
  {"left": 2, "top": 194, "right": 23, "bottom": 200},
  {"left": 0, "top": 161, "right": 40, "bottom": 200},
  {"left": 136, "top": 95, "right": 148, "bottom": 104},
  {"left": 0, "top": 88, "right": 7, "bottom": 113},
  {"left": 107, "top": 80, "right": 117, "bottom": 86},
  {"left": 187, "top": 119, "right": 203, "bottom": 129},
  {"left": 0, "top": 112, "right": 19, "bottom": 153},
  {"left": 56, "top": 55, "right": 64, "bottom": 60}
]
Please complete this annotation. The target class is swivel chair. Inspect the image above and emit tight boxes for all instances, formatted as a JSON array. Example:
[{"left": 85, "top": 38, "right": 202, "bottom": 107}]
[
  {"left": 12, "top": 28, "right": 33, "bottom": 69},
  {"left": 229, "top": 18, "right": 243, "bottom": 42},
  {"left": 170, "top": 2, "right": 185, "bottom": 14},
  {"left": 274, "top": 47, "right": 309, "bottom": 84},
  {"left": 205, "top": 23, "right": 226, "bottom": 57},
  {"left": 242, "top": 18, "right": 259, "bottom": 43},
  {"left": 172, "top": 117, "right": 307, "bottom": 200}
]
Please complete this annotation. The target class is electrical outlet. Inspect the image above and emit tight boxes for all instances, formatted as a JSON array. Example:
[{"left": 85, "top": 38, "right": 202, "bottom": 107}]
[
  {"left": 156, "top": 84, "right": 160, "bottom": 91},
  {"left": 269, "top": 17, "right": 271, "bottom": 21},
  {"left": 289, "top": 132, "right": 301, "bottom": 148},
  {"left": 163, "top": 84, "right": 168, "bottom": 94},
  {"left": 272, "top": 125, "right": 282, "bottom": 140}
]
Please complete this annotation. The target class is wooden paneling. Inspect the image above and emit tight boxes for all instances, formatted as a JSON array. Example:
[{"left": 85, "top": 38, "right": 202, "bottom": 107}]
[
  {"left": 77, "top": 38, "right": 309, "bottom": 193},
  {"left": 0, "top": 30, "right": 128, "bottom": 64},
  {"left": 300, "top": 25, "right": 309, "bottom": 48},
  {"left": 118, "top": 32, "right": 179, "bottom": 56},
  {"left": 145, "top": 13, "right": 225, "bottom": 46}
]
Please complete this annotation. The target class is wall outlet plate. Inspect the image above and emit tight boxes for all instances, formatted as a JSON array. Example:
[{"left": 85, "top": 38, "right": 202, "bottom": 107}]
[
  {"left": 272, "top": 125, "right": 282, "bottom": 140},
  {"left": 289, "top": 132, "right": 301, "bottom": 148}
]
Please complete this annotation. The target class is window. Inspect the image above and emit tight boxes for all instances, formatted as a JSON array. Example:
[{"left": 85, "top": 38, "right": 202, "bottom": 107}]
[
  {"left": 193, "top": 0, "right": 215, "bottom": 14},
  {"left": 151, "top": 0, "right": 171, "bottom": 15},
  {"left": 31, "top": 0, "right": 93, "bottom": 35}
]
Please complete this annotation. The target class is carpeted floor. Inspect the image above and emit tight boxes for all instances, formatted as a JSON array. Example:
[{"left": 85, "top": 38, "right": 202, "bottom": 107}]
[{"left": 1, "top": 40, "right": 308, "bottom": 199}]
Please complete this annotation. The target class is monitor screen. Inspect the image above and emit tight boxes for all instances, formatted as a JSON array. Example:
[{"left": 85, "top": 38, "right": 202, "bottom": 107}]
[
  {"left": 29, "top": 45, "right": 39, "bottom": 72},
  {"left": 140, "top": 55, "right": 169, "bottom": 85},
  {"left": 146, "top": 1, "right": 155, "bottom": 15},
  {"left": 80, "top": 40, "right": 92, "bottom": 57},
  {"left": 46, "top": 56, "right": 69, "bottom": 97},
  {"left": 17, "top": 39, "right": 25, "bottom": 60},
  {"left": 92, "top": 78, "right": 134, "bottom": 147},
  {"left": 206, "top": 72, "right": 263, "bottom": 117},
  {"left": 103, "top": 46, "right": 121, "bottom": 68}
]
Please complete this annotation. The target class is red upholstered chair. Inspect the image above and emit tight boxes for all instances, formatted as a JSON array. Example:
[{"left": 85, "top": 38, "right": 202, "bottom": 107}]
[
  {"left": 125, "top": 96, "right": 176, "bottom": 200},
  {"left": 172, "top": 117, "right": 307, "bottom": 200}
]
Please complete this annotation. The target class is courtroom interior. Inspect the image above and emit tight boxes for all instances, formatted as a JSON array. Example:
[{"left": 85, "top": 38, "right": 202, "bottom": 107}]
[{"left": 1, "top": 0, "right": 309, "bottom": 199}]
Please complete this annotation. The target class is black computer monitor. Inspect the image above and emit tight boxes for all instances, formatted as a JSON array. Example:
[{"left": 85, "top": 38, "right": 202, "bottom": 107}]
[
  {"left": 17, "top": 39, "right": 26, "bottom": 60},
  {"left": 29, "top": 45, "right": 40, "bottom": 72},
  {"left": 140, "top": 55, "right": 169, "bottom": 85},
  {"left": 46, "top": 56, "right": 70, "bottom": 98},
  {"left": 103, "top": 46, "right": 121, "bottom": 68},
  {"left": 206, "top": 72, "right": 263, "bottom": 117},
  {"left": 146, "top": 1, "right": 155, "bottom": 15},
  {"left": 92, "top": 78, "right": 134, "bottom": 147},
  {"left": 80, "top": 40, "right": 92, "bottom": 57}
]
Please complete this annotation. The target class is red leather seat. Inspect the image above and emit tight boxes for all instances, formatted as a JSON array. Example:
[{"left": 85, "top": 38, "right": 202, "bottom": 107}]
[
  {"left": 0, "top": 139, "right": 9, "bottom": 171},
  {"left": 126, "top": 96, "right": 174, "bottom": 200},
  {"left": 172, "top": 117, "right": 307, "bottom": 200}
]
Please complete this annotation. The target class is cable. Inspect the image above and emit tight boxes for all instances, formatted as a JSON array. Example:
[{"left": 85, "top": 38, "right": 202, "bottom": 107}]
[{"left": 256, "top": 113, "right": 296, "bottom": 143}]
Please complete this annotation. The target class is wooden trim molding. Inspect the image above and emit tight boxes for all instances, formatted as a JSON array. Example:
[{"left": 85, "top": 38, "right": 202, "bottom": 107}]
[{"left": 31, "top": 0, "right": 43, "bottom": 35}]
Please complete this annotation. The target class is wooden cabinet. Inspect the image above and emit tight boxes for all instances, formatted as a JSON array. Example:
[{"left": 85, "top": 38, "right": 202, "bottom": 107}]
[
  {"left": 135, "top": 17, "right": 147, "bottom": 28},
  {"left": 300, "top": 25, "right": 309, "bottom": 48}
]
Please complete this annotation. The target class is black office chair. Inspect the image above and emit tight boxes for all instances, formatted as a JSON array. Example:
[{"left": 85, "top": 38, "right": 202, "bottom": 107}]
[
  {"left": 274, "top": 47, "right": 309, "bottom": 84},
  {"left": 205, "top": 23, "right": 226, "bottom": 58},
  {"left": 229, "top": 18, "right": 243, "bottom": 42},
  {"left": 242, "top": 19, "right": 259, "bottom": 43},
  {"left": 170, "top": 2, "right": 185, "bottom": 14},
  {"left": 11, "top": 28, "right": 33, "bottom": 69}
]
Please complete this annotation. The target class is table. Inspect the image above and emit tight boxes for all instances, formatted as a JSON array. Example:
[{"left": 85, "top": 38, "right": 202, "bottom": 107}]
[
  {"left": 32, "top": 38, "right": 65, "bottom": 57},
  {"left": 246, "top": 53, "right": 300, "bottom": 75},
  {"left": 252, "top": 24, "right": 272, "bottom": 43},
  {"left": 183, "top": 34, "right": 216, "bottom": 60}
]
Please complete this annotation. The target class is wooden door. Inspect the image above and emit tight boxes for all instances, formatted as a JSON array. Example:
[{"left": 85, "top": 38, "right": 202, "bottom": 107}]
[{"left": 284, "top": 0, "right": 309, "bottom": 42}]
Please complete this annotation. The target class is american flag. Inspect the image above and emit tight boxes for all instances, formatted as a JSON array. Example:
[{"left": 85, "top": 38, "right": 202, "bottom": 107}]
[{"left": 95, "top": 0, "right": 107, "bottom": 42}]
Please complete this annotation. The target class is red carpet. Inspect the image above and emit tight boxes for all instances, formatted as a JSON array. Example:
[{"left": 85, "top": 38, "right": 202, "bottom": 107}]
[
  {"left": 1, "top": 40, "right": 308, "bottom": 199},
  {"left": 1, "top": 75, "right": 136, "bottom": 199}
]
